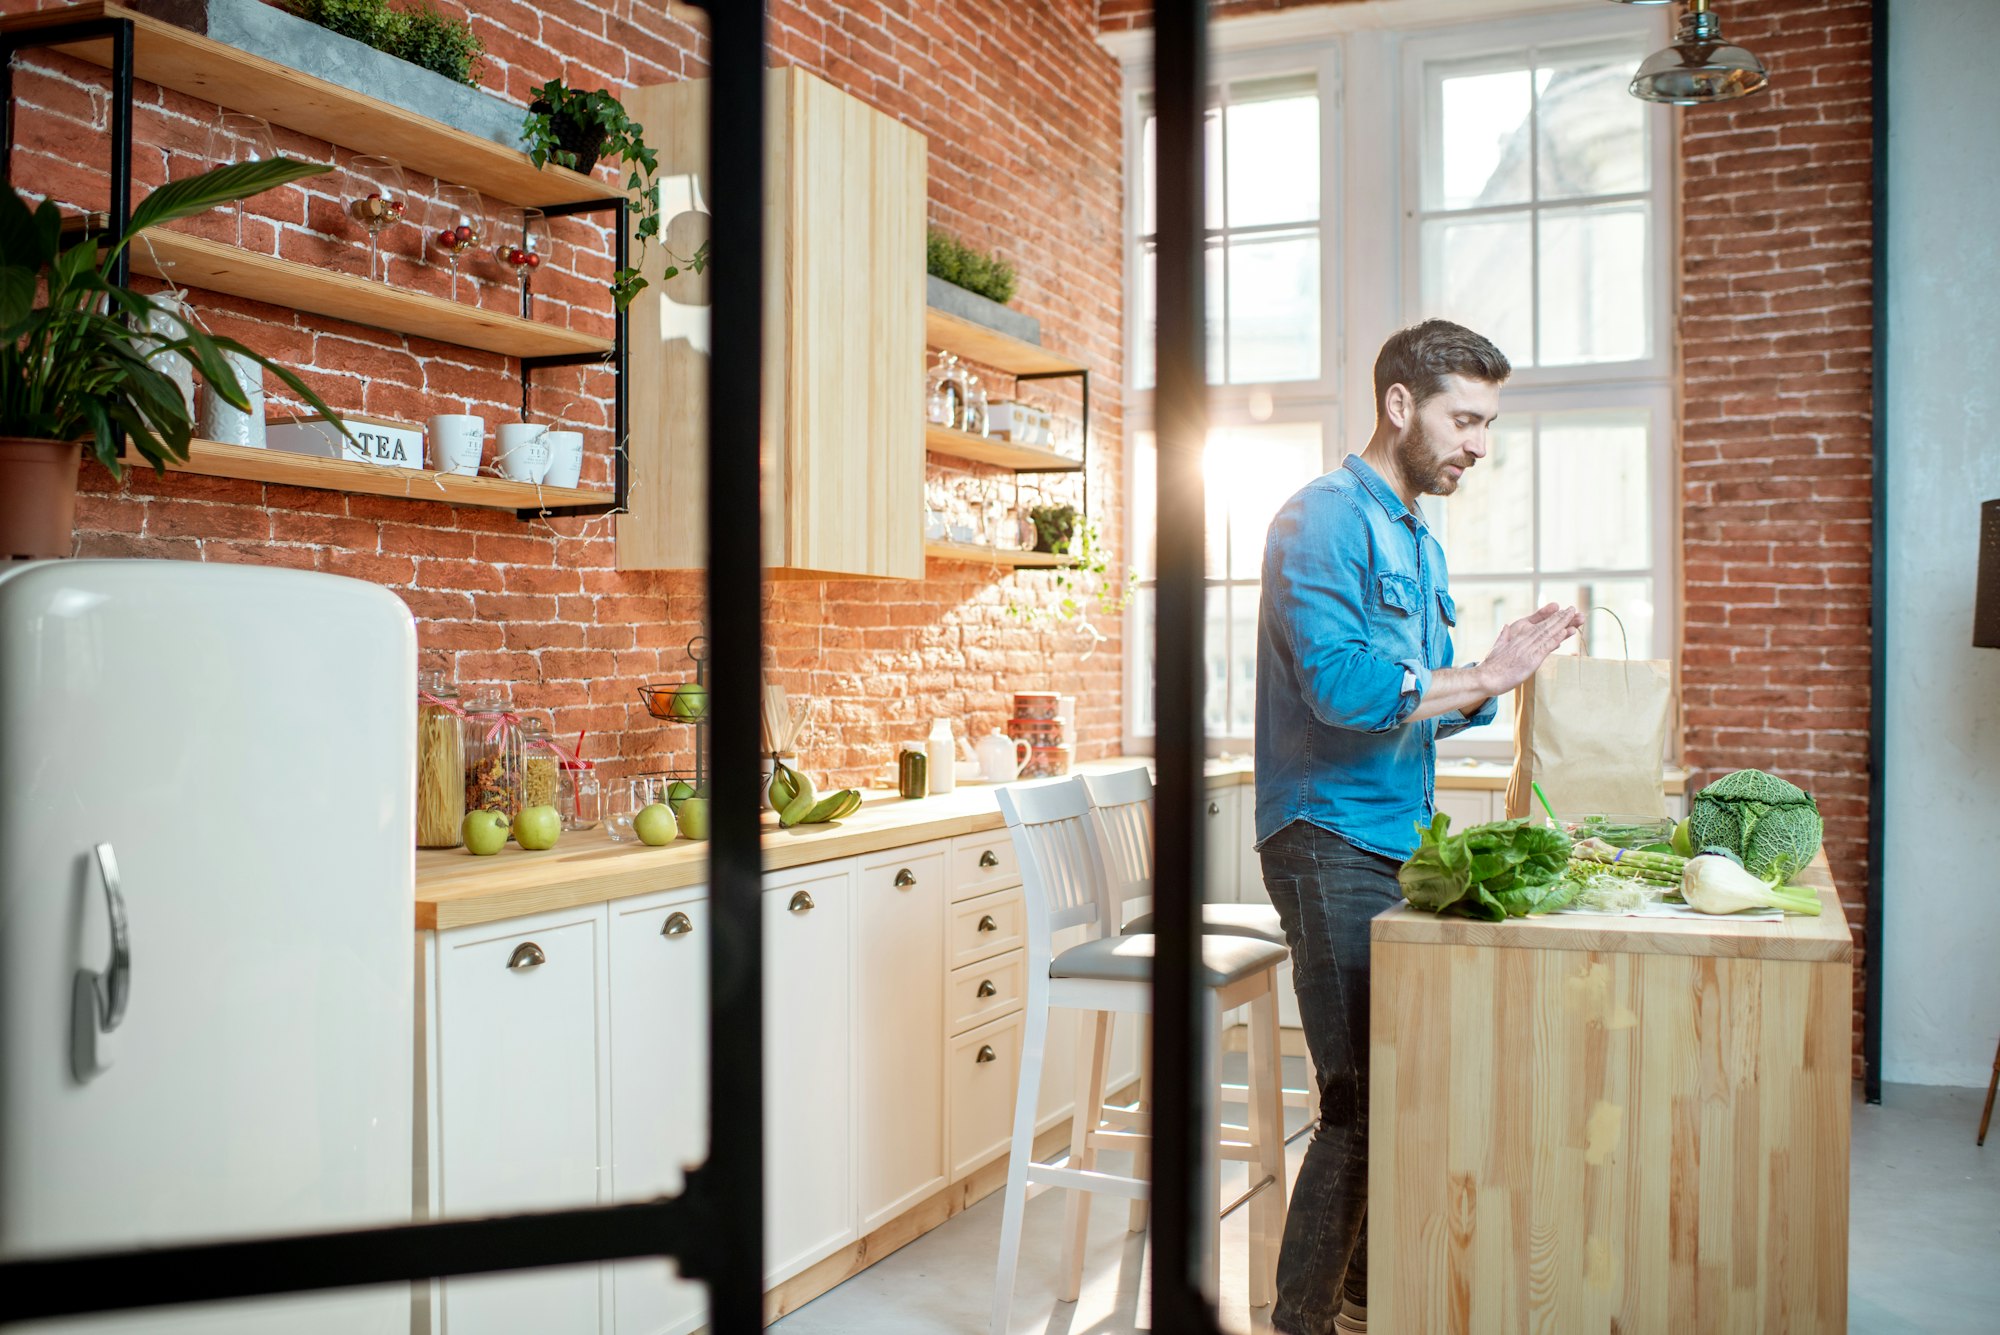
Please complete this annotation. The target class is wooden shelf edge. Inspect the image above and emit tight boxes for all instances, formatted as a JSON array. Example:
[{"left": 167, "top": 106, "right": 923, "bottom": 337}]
[
  {"left": 925, "top": 306, "right": 1086, "bottom": 378},
  {"left": 924, "top": 540, "right": 1075, "bottom": 568},
  {"left": 924, "top": 424, "right": 1083, "bottom": 473},
  {"left": 138, "top": 438, "right": 612, "bottom": 513},
  {"left": 7, "top": 1, "right": 607, "bottom": 209},
  {"left": 130, "top": 231, "right": 613, "bottom": 360}
]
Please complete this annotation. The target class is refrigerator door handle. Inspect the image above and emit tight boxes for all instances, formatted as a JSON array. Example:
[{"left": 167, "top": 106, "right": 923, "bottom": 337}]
[{"left": 86, "top": 842, "right": 131, "bottom": 1032}]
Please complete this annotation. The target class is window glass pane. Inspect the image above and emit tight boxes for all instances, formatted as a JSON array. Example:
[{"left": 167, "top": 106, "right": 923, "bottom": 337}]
[
  {"left": 1443, "top": 580, "right": 1533, "bottom": 741},
  {"left": 1206, "top": 104, "right": 1225, "bottom": 231},
  {"left": 1539, "top": 577, "right": 1654, "bottom": 660},
  {"left": 1225, "top": 76, "right": 1319, "bottom": 227},
  {"left": 1537, "top": 202, "right": 1648, "bottom": 365},
  {"left": 1207, "top": 242, "right": 1227, "bottom": 383},
  {"left": 1137, "top": 430, "right": 1226, "bottom": 579},
  {"left": 1210, "top": 422, "right": 1324, "bottom": 577},
  {"left": 1134, "top": 587, "right": 1157, "bottom": 734},
  {"left": 1229, "top": 585, "right": 1261, "bottom": 736},
  {"left": 1420, "top": 213, "right": 1533, "bottom": 367},
  {"left": 1132, "top": 430, "right": 1157, "bottom": 579},
  {"left": 1439, "top": 418, "right": 1533, "bottom": 573},
  {"left": 1141, "top": 113, "right": 1155, "bottom": 237},
  {"left": 1432, "top": 64, "right": 1532, "bottom": 210},
  {"left": 1537, "top": 410, "right": 1650, "bottom": 571},
  {"left": 1135, "top": 247, "right": 1222, "bottom": 390},
  {"left": 1205, "top": 585, "right": 1229, "bottom": 733},
  {"left": 1536, "top": 46, "right": 1648, "bottom": 201},
  {"left": 1226, "top": 232, "right": 1319, "bottom": 383}
]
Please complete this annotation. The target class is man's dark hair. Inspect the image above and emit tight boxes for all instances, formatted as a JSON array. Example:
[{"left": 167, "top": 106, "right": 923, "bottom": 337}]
[{"left": 1372, "top": 319, "right": 1512, "bottom": 421}]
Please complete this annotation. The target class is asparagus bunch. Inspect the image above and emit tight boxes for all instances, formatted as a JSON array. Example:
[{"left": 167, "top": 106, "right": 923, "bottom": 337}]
[{"left": 1568, "top": 837, "right": 1686, "bottom": 887}]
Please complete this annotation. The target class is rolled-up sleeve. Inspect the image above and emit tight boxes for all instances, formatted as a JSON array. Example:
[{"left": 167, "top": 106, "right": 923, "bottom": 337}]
[{"left": 1265, "top": 490, "right": 1422, "bottom": 734}]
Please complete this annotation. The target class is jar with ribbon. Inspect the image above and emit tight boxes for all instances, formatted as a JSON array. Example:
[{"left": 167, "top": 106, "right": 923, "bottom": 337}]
[
  {"left": 518, "top": 717, "right": 562, "bottom": 815},
  {"left": 461, "top": 691, "right": 524, "bottom": 821},
  {"left": 416, "top": 670, "right": 466, "bottom": 849}
]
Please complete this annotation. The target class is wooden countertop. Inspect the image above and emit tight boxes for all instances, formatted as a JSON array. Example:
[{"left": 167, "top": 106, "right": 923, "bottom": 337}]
[{"left": 1371, "top": 853, "right": 1851, "bottom": 963}]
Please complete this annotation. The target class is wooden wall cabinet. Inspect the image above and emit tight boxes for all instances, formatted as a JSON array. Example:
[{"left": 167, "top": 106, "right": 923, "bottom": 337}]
[{"left": 619, "top": 67, "right": 927, "bottom": 578}]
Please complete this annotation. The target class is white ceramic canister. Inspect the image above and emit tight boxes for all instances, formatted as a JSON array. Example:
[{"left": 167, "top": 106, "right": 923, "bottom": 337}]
[
  {"left": 495, "top": 421, "right": 552, "bottom": 483},
  {"left": 426, "top": 414, "right": 485, "bottom": 476},
  {"left": 141, "top": 294, "right": 196, "bottom": 419},
  {"left": 198, "top": 349, "right": 266, "bottom": 448},
  {"left": 541, "top": 428, "right": 584, "bottom": 488}
]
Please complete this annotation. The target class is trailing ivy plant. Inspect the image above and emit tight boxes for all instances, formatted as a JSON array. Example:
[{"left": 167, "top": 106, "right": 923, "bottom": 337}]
[
  {"left": 927, "top": 229, "right": 1017, "bottom": 305},
  {"left": 523, "top": 79, "right": 708, "bottom": 311},
  {"left": 1004, "top": 513, "right": 1138, "bottom": 632}
]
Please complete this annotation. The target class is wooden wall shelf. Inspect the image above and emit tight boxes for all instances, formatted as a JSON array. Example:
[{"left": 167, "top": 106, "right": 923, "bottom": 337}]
[
  {"left": 129, "top": 231, "right": 613, "bottom": 360},
  {"left": 134, "top": 438, "right": 611, "bottom": 512},
  {"left": 924, "top": 541, "right": 1075, "bottom": 568},
  {"left": 924, "top": 424, "right": 1082, "bottom": 473},
  {"left": 924, "top": 306, "right": 1085, "bottom": 377},
  {"left": 3, "top": 1, "right": 604, "bottom": 207}
]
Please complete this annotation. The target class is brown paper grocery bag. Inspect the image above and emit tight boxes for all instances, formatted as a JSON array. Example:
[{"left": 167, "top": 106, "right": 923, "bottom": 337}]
[{"left": 1504, "top": 648, "right": 1674, "bottom": 820}]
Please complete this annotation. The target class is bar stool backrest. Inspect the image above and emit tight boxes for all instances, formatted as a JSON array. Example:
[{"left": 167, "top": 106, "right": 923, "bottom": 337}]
[
  {"left": 1078, "top": 766, "right": 1154, "bottom": 930},
  {"left": 995, "top": 778, "right": 1110, "bottom": 962}
]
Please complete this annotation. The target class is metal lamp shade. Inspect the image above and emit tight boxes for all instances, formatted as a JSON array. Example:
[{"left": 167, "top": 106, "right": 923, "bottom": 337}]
[
  {"left": 1977, "top": 499, "right": 2000, "bottom": 649},
  {"left": 1630, "top": 3, "right": 1769, "bottom": 104}
]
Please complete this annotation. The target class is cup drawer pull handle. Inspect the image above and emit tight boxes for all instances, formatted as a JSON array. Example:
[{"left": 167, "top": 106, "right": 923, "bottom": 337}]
[
  {"left": 976, "top": 979, "right": 997, "bottom": 998},
  {"left": 975, "top": 1045, "right": 997, "bottom": 1064},
  {"left": 507, "top": 942, "right": 546, "bottom": 971},
  {"left": 978, "top": 850, "right": 999, "bottom": 868},
  {"left": 662, "top": 912, "right": 693, "bottom": 937},
  {"left": 788, "top": 891, "right": 815, "bottom": 914},
  {"left": 894, "top": 868, "right": 917, "bottom": 888},
  {"left": 976, "top": 914, "right": 998, "bottom": 932}
]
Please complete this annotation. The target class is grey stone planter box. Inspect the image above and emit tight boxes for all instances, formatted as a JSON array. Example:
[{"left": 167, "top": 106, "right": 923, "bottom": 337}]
[
  {"left": 926, "top": 274, "right": 1039, "bottom": 347},
  {"left": 132, "top": 0, "right": 532, "bottom": 153}
]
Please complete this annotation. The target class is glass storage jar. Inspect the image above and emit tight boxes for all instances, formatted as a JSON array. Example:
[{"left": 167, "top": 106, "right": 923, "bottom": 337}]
[
  {"left": 461, "top": 691, "right": 524, "bottom": 820},
  {"left": 415, "top": 670, "right": 465, "bottom": 849},
  {"left": 518, "top": 717, "right": 562, "bottom": 813},
  {"left": 926, "top": 351, "right": 967, "bottom": 430},
  {"left": 559, "top": 758, "right": 600, "bottom": 831}
]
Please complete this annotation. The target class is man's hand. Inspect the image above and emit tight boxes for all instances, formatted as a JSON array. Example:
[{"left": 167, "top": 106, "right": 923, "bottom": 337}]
[{"left": 1476, "top": 603, "right": 1585, "bottom": 697}]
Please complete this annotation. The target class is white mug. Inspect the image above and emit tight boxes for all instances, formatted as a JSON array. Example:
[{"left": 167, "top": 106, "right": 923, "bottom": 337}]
[
  {"left": 427, "top": 414, "right": 485, "bottom": 476},
  {"left": 198, "top": 350, "right": 265, "bottom": 449},
  {"left": 541, "top": 428, "right": 584, "bottom": 488},
  {"left": 495, "top": 421, "right": 551, "bottom": 483}
]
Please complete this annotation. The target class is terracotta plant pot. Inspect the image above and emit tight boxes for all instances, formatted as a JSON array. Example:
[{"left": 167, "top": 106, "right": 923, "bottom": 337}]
[{"left": 0, "top": 438, "right": 83, "bottom": 561}]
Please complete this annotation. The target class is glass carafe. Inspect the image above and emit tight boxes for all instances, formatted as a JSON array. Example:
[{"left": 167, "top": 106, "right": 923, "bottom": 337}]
[
  {"left": 927, "top": 351, "right": 966, "bottom": 430},
  {"left": 962, "top": 373, "right": 988, "bottom": 438}
]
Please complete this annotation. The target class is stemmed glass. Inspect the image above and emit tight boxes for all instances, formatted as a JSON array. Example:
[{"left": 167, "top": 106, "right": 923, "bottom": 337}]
[
  {"left": 205, "top": 112, "right": 275, "bottom": 248},
  {"left": 492, "top": 205, "right": 546, "bottom": 318},
  {"left": 430, "top": 184, "right": 485, "bottom": 301},
  {"left": 344, "top": 154, "right": 407, "bottom": 282}
]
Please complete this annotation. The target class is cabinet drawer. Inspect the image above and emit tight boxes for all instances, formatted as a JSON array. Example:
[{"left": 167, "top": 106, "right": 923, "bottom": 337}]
[
  {"left": 948, "top": 832, "right": 1019, "bottom": 900},
  {"left": 947, "top": 949, "right": 1026, "bottom": 1035},
  {"left": 949, "top": 1011, "right": 1025, "bottom": 1180},
  {"left": 949, "top": 886, "right": 1024, "bottom": 969}
]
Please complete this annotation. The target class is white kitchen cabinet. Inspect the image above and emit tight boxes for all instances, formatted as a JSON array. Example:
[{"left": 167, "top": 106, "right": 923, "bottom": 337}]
[
  {"left": 949, "top": 1011, "right": 1025, "bottom": 1178},
  {"left": 762, "top": 863, "right": 856, "bottom": 1285},
  {"left": 1435, "top": 787, "right": 1494, "bottom": 831},
  {"left": 1202, "top": 785, "right": 1241, "bottom": 904},
  {"left": 607, "top": 888, "right": 711, "bottom": 1335},
  {"left": 856, "top": 846, "right": 947, "bottom": 1232},
  {"left": 432, "top": 906, "right": 611, "bottom": 1335}
]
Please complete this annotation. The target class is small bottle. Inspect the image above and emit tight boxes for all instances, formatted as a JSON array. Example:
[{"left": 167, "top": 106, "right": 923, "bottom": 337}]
[
  {"left": 926, "top": 719, "right": 956, "bottom": 795},
  {"left": 898, "top": 744, "right": 929, "bottom": 800}
]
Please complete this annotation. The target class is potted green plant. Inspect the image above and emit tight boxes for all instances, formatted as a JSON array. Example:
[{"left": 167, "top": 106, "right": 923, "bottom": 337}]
[
  {"left": 0, "top": 158, "right": 351, "bottom": 560},
  {"left": 522, "top": 78, "right": 707, "bottom": 310}
]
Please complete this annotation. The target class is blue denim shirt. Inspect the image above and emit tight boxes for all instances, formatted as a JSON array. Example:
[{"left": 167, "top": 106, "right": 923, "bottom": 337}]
[{"left": 1254, "top": 455, "right": 1497, "bottom": 860}]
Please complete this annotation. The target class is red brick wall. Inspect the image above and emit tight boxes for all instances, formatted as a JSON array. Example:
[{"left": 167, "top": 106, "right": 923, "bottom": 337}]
[
  {"left": 4, "top": 0, "right": 1125, "bottom": 791},
  {"left": 1098, "top": 0, "right": 1362, "bottom": 33},
  {"left": 1676, "top": 0, "right": 1874, "bottom": 1069}
]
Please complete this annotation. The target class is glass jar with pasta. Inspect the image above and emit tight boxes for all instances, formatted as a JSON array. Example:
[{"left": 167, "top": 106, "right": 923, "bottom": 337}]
[
  {"left": 415, "top": 670, "right": 465, "bottom": 848},
  {"left": 518, "top": 717, "right": 563, "bottom": 815}
]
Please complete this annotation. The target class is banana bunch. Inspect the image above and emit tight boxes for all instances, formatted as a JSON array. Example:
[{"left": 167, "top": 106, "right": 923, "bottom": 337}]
[{"left": 769, "top": 759, "right": 862, "bottom": 828}]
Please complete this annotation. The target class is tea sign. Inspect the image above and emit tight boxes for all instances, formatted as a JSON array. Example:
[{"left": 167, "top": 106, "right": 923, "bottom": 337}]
[{"left": 267, "top": 413, "right": 424, "bottom": 470}]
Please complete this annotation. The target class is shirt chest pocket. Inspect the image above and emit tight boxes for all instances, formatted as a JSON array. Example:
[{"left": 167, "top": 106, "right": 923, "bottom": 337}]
[{"left": 1373, "top": 573, "right": 1426, "bottom": 657}]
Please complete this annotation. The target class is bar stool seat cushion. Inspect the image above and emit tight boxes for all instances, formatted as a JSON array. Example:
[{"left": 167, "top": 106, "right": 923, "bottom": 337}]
[
  {"left": 1049, "top": 931, "right": 1287, "bottom": 988},
  {"left": 1122, "top": 903, "right": 1285, "bottom": 945}
]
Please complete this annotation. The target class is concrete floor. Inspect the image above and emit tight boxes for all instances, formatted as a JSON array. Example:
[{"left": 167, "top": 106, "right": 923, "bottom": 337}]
[{"left": 769, "top": 1075, "right": 2000, "bottom": 1334}]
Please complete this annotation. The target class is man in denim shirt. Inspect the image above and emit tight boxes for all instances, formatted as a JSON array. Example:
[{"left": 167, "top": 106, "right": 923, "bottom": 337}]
[{"left": 1255, "top": 320, "right": 1581, "bottom": 1335}]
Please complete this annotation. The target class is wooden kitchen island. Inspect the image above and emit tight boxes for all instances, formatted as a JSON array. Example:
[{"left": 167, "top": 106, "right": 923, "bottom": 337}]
[{"left": 1369, "top": 856, "right": 1852, "bottom": 1334}]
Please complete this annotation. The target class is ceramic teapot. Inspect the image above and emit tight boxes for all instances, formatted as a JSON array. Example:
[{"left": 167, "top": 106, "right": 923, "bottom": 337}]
[{"left": 975, "top": 732, "right": 1031, "bottom": 783}]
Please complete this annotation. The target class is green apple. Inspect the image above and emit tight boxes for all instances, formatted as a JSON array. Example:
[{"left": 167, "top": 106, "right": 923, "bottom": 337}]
[
  {"left": 666, "top": 779, "right": 696, "bottom": 809},
  {"left": 669, "top": 682, "right": 708, "bottom": 720},
  {"left": 1670, "top": 815, "right": 1694, "bottom": 858},
  {"left": 675, "top": 796, "right": 710, "bottom": 840},
  {"left": 513, "top": 805, "right": 561, "bottom": 851},
  {"left": 634, "top": 802, "right": 679, "bottom": 846},
  {"left": 462, "top": 809, "right": 510, "bottom": 856}
]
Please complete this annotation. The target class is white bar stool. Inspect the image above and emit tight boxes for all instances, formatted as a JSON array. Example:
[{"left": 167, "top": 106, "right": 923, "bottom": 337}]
[{"left": 989, "top": 777, "right": 1288, "bottom": 1335}]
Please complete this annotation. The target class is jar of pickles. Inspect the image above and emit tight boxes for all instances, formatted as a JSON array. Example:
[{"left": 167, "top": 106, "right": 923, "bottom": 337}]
[
  {"left": 518, "top": 717, "right": 562, "bottom": 814},
  {"left": 461, "top": 692, "right": 523, "bottom": 820},
  {"left": 416, "top": 671, "right": 465, "bottom": 849}
]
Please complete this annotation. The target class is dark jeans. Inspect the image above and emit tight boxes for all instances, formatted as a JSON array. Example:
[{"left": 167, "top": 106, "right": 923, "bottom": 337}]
[{"left": 1258, "top": 820, "right": 1402, "bottom": 1335}]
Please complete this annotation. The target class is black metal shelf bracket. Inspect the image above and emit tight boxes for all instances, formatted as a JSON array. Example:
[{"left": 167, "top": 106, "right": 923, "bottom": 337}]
[
  {"left": 3, "top": 16, "right": 137, "bottom": 285},
  {"left": 1013, "top": 366, "right": 1091, "bottom": 522}
]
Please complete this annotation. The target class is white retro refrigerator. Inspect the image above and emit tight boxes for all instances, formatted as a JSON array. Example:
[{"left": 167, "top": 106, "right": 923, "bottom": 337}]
[{"left": 0, "top": 560, "right": 416, "bottom": 1331}]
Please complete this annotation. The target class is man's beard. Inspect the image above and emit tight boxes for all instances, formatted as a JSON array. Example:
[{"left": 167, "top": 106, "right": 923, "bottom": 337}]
[{"left": 1395, "top": 418, "right": 1471, "bottom": 497}]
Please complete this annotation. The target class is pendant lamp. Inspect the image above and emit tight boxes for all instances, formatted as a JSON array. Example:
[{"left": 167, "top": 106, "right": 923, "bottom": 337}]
[{"left": 1625, "top": 0, "right": 1769, "bottom": 105}]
